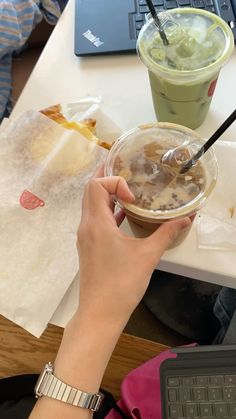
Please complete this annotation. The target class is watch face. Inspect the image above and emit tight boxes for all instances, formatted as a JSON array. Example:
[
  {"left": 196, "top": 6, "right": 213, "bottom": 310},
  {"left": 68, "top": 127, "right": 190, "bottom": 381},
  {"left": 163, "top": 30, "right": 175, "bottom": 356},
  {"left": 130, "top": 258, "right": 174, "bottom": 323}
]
[{"left": 34, "top": 362, "right": 54, "bottom": 397}]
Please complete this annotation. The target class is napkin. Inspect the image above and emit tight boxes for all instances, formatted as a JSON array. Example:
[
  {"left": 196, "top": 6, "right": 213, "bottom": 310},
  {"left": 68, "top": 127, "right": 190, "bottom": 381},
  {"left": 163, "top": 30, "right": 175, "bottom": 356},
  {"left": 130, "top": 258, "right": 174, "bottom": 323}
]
[
  {"left": 198, "top": 141, "right": 236, "bottom": 250},
  {"left": 0, "top": 101, "right": 121, "bottom": 337}
]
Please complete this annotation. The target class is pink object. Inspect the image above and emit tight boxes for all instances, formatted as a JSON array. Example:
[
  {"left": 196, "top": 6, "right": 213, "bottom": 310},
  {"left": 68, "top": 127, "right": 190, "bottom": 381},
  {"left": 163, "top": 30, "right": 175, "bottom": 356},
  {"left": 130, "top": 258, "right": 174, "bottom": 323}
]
[
  {"left": 208, "top": 78, "right": 218, "bottom": 97},
  {"left": 19, "top": 190, "right": 45, "bottom": 210},
  {"left": 106, "top": 348, "right": 177, "bottom": 419}
]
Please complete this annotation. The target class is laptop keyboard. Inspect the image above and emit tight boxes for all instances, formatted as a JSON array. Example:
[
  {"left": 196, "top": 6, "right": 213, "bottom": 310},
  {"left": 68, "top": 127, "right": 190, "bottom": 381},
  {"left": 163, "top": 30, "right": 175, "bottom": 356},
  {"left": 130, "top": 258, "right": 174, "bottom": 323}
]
[
  {"left": 165, "top": 374, "right": 236, "bottom": 418},
  {"left": 134, "top": 0, "right": 217, "bottom": 38}
]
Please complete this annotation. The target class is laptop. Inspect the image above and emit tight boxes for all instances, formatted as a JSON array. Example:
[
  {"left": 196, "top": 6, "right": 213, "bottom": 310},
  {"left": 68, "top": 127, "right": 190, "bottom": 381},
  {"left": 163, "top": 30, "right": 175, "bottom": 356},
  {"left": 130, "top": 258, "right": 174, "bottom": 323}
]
[
  {"left": 74, "top": 0, "right": 236, "bottom": 56},
  {"left": 160, "top": 345, "right": 236, "bottom": 418}
]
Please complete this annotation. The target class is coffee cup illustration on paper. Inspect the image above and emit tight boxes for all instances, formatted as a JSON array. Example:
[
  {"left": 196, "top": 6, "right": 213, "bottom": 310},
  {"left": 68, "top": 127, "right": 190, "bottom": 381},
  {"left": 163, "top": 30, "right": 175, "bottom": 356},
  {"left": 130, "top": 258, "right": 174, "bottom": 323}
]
[{"left": 19, "top": 190, "right": 45, "bottom": 210}]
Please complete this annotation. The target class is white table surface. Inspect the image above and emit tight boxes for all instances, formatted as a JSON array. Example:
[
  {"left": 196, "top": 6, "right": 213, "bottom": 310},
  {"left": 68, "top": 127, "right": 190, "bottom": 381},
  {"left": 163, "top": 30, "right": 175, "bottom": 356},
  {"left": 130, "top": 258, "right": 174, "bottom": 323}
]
[{"left": 12, "top": 0, "right": 236, "bottom": 293}]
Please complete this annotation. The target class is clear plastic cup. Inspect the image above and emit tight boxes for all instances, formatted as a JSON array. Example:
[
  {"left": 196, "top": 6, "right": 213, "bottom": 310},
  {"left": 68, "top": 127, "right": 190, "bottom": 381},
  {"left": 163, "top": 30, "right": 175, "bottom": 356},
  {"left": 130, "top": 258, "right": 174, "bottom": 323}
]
[
  {"left": 137, "top": 8, "right": 234, "bottom": 129},
  {"left": 105, "top": 123, "right": 218, "bottom": 245}
]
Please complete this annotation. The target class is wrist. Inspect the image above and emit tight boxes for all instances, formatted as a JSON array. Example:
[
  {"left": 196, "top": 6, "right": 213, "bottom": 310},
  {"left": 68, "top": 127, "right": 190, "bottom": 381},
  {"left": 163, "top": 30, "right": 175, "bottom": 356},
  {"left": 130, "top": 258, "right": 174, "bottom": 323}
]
[
  {"left": 78, "top": 273, "right": 137, "bottom": 329},
  {"left": 54, "top": 312, "right": 123, "bottom": 394}
]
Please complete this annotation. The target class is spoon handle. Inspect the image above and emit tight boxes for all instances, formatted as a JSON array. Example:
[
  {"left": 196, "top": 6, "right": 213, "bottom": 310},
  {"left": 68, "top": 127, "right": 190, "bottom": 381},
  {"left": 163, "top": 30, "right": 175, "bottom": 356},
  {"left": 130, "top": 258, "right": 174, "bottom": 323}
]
[{"left": 180, "top": 109, "right": 236, "bottom": 174}]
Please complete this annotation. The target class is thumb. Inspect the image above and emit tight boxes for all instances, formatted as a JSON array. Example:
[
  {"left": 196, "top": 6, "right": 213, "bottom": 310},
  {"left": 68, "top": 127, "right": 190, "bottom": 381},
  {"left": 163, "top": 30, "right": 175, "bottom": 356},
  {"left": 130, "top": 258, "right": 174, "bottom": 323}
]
[{"left": 146, "top": 217, "right": 192, "bottom": 256}]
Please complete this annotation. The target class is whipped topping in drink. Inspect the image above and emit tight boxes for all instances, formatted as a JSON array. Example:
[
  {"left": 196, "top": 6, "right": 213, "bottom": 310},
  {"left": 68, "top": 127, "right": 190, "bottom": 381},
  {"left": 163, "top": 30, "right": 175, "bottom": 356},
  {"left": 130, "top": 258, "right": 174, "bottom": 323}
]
[{"left": 113, "top": 140, "right": 206, "bottom": 212}]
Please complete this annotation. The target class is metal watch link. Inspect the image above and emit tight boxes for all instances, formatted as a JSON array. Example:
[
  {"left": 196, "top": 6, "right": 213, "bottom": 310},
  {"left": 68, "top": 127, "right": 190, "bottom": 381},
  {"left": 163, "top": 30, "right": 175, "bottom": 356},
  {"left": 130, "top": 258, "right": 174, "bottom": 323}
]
[{"left": 34, "top": 362, "right": 104, "bottom": 412}]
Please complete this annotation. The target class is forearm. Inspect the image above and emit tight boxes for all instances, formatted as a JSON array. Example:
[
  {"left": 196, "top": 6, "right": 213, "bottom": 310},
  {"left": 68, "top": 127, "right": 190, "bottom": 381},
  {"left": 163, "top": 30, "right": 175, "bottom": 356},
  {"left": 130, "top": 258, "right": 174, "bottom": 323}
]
[
  {"left": 30, "top": 311, "right": 125, "bottom": 419},
  {"left": 29, "top": 171, "right": 186, "bottom": 418}
]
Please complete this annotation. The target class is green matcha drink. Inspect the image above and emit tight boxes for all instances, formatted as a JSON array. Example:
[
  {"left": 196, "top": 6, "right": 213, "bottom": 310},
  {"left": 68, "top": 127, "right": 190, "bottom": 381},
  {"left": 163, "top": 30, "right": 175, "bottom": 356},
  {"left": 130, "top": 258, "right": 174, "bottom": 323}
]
[{"left": 137, "top": 8, "right": 234, "bottom": 129}]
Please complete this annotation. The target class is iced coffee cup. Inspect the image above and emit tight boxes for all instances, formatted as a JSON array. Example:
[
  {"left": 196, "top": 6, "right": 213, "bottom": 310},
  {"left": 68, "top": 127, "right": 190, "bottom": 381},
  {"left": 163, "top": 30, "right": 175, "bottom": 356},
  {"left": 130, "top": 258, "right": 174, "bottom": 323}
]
[
  {"left": 105, "top": 123, "right": 218, "bottom": 246},
  {"left": 137, "top": 8, "right": 234, "bottom": 129}
]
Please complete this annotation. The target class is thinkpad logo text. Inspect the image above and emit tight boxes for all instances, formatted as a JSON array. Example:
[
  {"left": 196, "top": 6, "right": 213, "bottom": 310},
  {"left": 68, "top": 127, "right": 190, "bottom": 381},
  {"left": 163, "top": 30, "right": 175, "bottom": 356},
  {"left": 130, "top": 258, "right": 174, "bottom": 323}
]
[{"left": 82, "top": 30, "right": 104, "bottom": 47}]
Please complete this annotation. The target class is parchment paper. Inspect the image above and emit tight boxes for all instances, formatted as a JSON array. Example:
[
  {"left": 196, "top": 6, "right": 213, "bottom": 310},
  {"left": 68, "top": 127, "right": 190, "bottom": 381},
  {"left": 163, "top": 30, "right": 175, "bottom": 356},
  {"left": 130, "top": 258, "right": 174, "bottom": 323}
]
[{"left": 0, "top": 108, "right": 112, "bottom": 336}]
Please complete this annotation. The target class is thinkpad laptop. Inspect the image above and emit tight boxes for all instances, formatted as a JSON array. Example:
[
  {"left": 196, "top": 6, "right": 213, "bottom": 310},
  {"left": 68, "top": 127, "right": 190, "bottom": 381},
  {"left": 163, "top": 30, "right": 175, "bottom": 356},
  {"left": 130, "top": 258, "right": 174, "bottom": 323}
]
[
  {"left": 160, "top": 345, "right": 236, "bottom": 419},
  {"left": 74, "top": 0, "right": 236, "bottom": 56}
]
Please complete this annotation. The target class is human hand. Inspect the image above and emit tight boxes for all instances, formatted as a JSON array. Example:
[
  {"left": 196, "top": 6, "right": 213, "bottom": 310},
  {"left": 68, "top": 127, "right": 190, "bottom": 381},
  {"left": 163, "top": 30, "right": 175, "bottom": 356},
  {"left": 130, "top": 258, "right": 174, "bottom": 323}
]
[
  {"left": 29, "top": 173, "right": 192, "bottom": 419},
  {"left": 76, "top": 173, "right": 192, "bottom": 327}
]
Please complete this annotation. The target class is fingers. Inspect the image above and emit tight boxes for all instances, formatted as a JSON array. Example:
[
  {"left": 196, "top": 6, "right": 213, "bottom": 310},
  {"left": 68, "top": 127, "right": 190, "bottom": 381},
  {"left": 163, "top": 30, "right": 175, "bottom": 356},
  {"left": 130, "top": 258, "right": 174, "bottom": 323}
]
[
  {"left": 146, "top": 217, "right": 192, "bottom": 256},
  {"left": 190, "top": 213, "right": 196, "bottom": 222},
  {"left": 93, "top": 164, "right": 104, "bottom": 179},
  {"left": 81, "top": 176, "right": 134, "bottom": 226},
  {"left": 114, "top": 208, "right": 125, "bottom": 226},
  {"left": 90, "top": 176, "right": 135, "bottom": 207},
  {"left": 94, "top": 176, "right": 135, "bottom": 203}
]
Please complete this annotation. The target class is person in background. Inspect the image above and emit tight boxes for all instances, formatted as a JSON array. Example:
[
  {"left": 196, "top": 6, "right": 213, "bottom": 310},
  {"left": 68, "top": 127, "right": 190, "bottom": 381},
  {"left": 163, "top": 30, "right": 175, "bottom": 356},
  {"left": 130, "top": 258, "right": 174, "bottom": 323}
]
[
  {"left": 0, "top": 0, "right": 67, "bottom": 121},
  {"left": 29, "top": 173, "right": 192, "bottom": 419}
]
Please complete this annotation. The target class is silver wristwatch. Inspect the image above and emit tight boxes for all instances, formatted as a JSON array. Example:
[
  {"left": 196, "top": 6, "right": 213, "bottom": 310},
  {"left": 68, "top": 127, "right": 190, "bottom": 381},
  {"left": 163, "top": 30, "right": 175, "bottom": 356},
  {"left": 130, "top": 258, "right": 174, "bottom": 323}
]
[{"left": 35, "top": 362, "right": 104, "bottom": 412}]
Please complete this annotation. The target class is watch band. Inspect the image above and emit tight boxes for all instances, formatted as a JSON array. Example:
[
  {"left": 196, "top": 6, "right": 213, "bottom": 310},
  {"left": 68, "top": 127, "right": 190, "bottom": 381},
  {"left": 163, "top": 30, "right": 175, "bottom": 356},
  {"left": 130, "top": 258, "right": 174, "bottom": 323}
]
[{"left": 35, "top": 362, "right": 104, "bottom": 412}]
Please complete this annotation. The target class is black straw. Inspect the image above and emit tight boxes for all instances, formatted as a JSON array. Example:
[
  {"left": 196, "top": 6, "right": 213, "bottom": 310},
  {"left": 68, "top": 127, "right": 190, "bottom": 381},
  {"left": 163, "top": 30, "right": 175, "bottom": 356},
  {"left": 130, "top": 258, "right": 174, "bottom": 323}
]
[
  {"left": 146, "top": 0, "right": 169, "bottom": 45},
  {"left": 180, "top": 109, "right": 236, "bottom": 174}
]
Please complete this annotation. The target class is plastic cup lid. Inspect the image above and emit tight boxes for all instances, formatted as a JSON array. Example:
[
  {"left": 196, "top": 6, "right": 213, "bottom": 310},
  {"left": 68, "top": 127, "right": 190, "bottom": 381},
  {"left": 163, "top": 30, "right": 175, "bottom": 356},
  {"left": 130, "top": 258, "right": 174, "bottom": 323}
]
[
  {"left": 105, "top": 123, "right": 218, "bottom": 220},
  {"left": 137, "top": 8, "right": 234, "bottom": 75}
]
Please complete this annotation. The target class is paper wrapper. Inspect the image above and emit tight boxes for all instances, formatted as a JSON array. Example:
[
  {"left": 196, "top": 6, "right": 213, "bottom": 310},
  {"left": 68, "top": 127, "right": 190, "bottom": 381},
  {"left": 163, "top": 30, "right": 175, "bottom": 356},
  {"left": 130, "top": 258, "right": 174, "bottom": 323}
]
[
  {"left": 60, "top": 97, "right": 123, "bottom": 144},
  {"left": 0, "top": 101, "right": 121, "bottom": 337},
  {"left": 50, "top": 271, "right": 81, "bottom": 328},
  {"left": 198, "top": 141, "right": 236, "bottom": 250}
]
